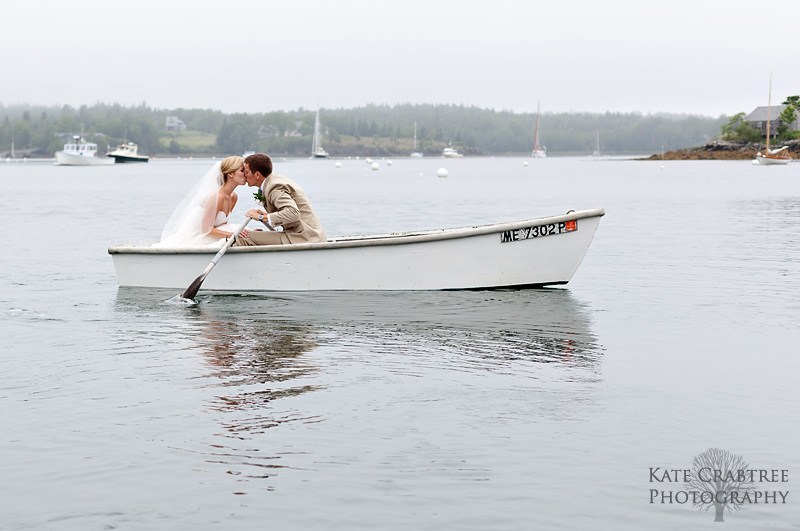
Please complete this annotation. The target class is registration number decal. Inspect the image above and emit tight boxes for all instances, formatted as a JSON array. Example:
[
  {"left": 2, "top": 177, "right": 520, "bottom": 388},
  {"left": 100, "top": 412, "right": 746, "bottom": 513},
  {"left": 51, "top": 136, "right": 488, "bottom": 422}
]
[{"left": 500, "top": 220, "right": 577, "bottom": 243}]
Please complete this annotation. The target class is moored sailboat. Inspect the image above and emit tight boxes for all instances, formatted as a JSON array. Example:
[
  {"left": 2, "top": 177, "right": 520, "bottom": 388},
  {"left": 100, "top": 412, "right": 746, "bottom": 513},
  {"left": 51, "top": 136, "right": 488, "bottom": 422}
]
[
  {"left": 756, "top": 74, "right": 792, "bottom": 165},
  {"left": 411, "top": 121, "right": 423, "bottom": 157},
  {"left": 311, "top": 109, "right": 329, "bottom": 159},
  {"left": 591, "top": 131, "right": 601, "bottom": 157},
  {"left": 532, "top": 102, "right": 546, "bottom": 158}
]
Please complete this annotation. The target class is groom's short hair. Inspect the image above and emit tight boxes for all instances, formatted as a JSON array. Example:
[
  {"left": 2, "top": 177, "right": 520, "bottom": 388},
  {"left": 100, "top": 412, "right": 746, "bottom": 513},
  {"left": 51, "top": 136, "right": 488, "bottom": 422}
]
[{"left": 245, "top": 153, "right": 273, "bottom": 177}]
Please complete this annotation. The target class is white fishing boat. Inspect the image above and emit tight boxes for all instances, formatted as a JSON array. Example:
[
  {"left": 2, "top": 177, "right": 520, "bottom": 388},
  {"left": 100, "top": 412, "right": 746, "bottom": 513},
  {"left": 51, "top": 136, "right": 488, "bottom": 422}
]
[
  {"left": 55, "top": 136, "right": 115, "bottom": 166},
  {"left": 532, "top": 102, "right": 546, "bottom": 158},
  {"left": 442, "top": 144, "right": 463, "bottom": 158},
  {"left": 411, "top": 121, "right": 423, "bottom": 157},
  {"left": 311, "top": 109, "right": 329, "bottom": 158},
  {"left": 107, "top": 142, "right": 149, "bottom": 163},
  {"left": 109, "top": 208, "right": 604, "bottom": 291},
  {"left": 756, "top": 74, "right": 792, "bottom": 165}
]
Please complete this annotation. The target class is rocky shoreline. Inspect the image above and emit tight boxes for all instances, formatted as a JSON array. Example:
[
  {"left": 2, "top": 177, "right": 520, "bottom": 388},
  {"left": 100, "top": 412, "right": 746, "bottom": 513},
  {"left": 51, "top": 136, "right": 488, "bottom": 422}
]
[{"left": 641, "top": 139, "right": 800, "bottom": 160}]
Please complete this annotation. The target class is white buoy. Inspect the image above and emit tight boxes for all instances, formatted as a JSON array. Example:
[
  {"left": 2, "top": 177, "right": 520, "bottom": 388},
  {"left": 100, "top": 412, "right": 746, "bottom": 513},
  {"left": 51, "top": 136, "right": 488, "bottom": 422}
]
[
  {"left": 437, "top": 168, "right": 448, "bottom": 178},
  {"left": 335, "top": 162, "right": 342, "bottom": 168},
  {"left": 660, "top": 165, "right": 665, "bottom": 170},
  {"left": 751, "top": 159, "right": 759, "bottom": 165},
  {"left": 366, "top": 157, "right": 373, "bottom": 164},
  {"left": 387, "top": 160, "right": 393, "bottom": 166},
  {"left": 523, "top": 161, "right": 528, "bottom": 166},
  {"left": 372, "top": 162, "right": 380, "bottom": 170}
]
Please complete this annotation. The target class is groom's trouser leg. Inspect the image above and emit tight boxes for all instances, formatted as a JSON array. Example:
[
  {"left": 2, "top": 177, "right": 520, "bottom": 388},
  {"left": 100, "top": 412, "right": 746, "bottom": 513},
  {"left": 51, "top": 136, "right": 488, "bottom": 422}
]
[{"left": 233, "top": 231, "right": 292, "bottom": 246}]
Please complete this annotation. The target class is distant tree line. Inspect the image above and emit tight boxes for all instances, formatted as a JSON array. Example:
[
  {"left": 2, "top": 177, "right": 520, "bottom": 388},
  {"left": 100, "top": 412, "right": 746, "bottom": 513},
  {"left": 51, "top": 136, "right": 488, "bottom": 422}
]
[{"left": 0, "top": 102, "right": 728, "bottom": 157}]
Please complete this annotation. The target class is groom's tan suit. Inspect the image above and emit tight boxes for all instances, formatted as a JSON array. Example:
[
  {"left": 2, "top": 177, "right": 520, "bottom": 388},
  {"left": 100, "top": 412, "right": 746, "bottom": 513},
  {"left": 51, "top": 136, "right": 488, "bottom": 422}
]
[{"left": 234, "top": 173, "right": 326, "bottom": 246}]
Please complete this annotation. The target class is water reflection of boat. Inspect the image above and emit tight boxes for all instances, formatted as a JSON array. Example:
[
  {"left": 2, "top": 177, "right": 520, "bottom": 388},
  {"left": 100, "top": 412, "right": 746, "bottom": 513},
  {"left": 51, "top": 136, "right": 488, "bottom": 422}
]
[
  {"left": 113, "top": 288, "right": 602, "bottom": 484},
  {"left": 116, "top": 288, "right": 602, "bottom": 372}
]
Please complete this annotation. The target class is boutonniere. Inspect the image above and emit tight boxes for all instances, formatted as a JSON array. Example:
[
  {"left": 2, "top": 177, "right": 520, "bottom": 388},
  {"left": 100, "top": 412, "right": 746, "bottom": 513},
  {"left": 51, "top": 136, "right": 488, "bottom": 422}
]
[{"left": 253, "top": 189, "right": 265, "bottom": 204}]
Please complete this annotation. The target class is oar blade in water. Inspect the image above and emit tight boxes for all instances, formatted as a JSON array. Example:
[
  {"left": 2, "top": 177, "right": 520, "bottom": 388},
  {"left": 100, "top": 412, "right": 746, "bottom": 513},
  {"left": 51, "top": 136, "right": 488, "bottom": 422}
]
[
  {"left": 178, "top": 218, "right": 251, "bottom": 301},
  {"left": 181, "top": 273, "right": 207, "bottom": 300}
]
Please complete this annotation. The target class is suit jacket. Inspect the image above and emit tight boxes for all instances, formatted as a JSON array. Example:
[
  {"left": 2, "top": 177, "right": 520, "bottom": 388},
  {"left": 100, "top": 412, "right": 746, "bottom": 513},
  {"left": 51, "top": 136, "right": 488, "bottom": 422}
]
[{"left": 261, "top": 174, "right": 326, "bottom": 243}]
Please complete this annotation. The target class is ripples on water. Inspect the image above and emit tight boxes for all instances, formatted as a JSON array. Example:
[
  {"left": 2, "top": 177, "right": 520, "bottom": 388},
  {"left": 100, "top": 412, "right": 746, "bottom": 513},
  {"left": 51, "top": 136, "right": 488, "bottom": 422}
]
[{"left": 110, "top": 289, "right": 604, "bottom": 479}]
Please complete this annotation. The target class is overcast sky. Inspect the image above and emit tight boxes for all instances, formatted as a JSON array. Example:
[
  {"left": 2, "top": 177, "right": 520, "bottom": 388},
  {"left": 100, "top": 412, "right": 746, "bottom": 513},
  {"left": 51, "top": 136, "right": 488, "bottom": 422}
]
[{"left": 4, "top": 0, "right": 798, "bottom": 117}]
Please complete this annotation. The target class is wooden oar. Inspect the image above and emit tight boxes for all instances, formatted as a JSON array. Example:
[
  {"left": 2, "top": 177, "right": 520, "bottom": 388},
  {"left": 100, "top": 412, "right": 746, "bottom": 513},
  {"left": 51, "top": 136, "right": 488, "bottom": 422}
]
[{"left": 181, "top": 218, "right": 251, "bottom": 300}]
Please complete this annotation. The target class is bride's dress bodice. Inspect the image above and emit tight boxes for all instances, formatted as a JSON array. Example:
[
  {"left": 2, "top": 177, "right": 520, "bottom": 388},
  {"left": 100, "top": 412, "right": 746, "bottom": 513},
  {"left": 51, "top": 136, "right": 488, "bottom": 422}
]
[
  {"left": 155, "top": 209, "right": 231, "bottom": 248},
  {"left": 214, "top": 211, "right": 228, "bottom": 227},
  {"left": 213, "top": 211, "right": 238, "bottom": 233}
]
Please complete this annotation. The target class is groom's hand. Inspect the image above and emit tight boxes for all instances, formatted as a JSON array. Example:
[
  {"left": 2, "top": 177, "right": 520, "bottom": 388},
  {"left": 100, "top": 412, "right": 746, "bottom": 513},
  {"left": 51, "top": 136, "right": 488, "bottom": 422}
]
[{"left": 246, "top": 208, "right": 267, "bottom": 219}]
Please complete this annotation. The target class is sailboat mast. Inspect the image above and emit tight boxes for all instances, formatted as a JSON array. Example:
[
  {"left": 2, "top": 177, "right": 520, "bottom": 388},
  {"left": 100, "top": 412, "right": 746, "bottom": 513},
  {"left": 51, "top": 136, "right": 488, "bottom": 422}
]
[
  {"left": 312, "top": 110, "right": 320, "bottom": 154},
  {"left": 766, "top": 73, "right": 773, "bottom": 152},
  {"left": 533, "top": 102, "right": 541, "bottom": 151},
  {"left": 413, "top": 122, "right": 417, "bottom": 150}
]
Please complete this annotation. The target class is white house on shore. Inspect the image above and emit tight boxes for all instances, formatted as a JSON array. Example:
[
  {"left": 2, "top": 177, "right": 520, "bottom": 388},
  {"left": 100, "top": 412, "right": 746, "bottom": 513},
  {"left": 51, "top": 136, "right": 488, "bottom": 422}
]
[
  {"left": 165, "top": 116, "right": 187, "bottom": 132},
  {"left": 745, "top": 105, "right": 799, "bottom": 138}
]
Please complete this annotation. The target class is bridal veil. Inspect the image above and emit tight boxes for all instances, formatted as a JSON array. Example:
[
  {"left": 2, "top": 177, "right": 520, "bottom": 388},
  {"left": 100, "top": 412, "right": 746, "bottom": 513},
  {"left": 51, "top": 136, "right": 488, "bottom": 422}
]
[{"left": 155, "top": 161, "right": 224, "bottom": 247}]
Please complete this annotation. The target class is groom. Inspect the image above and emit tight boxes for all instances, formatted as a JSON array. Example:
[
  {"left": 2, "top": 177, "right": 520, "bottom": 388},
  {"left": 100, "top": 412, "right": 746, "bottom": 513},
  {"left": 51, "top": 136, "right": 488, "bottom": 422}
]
[{"left": 233, "top": 153, "right": 327, "bottom": 246}]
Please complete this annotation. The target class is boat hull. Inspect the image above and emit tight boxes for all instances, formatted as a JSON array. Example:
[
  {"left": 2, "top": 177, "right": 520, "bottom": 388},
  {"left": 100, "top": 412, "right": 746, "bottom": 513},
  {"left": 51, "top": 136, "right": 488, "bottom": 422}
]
[
  {"left": 108, "top": 154, "right": 149, "bottom": 163},
  {"left": 110, "top": 209, "right": 604, "bottom": 291},
  {"left": 55, "top": 151, "right": 115, "bottom": 165},
  {"left": 756, "top": 155, "right": 791, "bottom": 165}
]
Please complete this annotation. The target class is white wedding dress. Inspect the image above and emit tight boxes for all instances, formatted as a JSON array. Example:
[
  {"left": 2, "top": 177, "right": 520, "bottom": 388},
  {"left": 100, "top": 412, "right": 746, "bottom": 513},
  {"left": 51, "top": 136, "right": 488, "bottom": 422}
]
[
  {"left": 213, "top": 211, "right": 238, "bottom": 234},
  {"left": 153, "top": 161, "right": 234, "bottom": 248}
]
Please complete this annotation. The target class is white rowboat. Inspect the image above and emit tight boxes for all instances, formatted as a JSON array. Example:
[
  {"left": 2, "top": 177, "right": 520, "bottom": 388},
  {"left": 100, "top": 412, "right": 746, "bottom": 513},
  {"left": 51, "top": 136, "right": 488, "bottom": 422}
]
[{"left": 109, "top": 208, "right": 604, "bottom": 291}]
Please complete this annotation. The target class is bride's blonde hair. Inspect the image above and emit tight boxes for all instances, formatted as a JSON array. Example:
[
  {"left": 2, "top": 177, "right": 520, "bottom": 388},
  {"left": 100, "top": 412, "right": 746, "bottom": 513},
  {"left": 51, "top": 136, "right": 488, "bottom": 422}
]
[{"left": 218, "top": 156, "right": 245, "bottom": 185}]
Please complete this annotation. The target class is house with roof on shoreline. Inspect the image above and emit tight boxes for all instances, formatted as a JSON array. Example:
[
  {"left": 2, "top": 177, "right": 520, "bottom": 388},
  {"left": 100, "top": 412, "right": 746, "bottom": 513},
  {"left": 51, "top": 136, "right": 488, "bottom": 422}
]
[
  {"left": 165, "top": 116, "right": 186, "bottom": 132},
  {"left": 745, "top": 105, "right": 799, "bottom": 138}
]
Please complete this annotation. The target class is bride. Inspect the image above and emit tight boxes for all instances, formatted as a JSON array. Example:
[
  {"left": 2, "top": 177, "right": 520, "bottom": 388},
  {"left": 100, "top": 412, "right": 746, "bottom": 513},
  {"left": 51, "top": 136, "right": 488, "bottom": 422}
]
[{"left": 154, "top": 156, "right": 250, "bottom": 247}]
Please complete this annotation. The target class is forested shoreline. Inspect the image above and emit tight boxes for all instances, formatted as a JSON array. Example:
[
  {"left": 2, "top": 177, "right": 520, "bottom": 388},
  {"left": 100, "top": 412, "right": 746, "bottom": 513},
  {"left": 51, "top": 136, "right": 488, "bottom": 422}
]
[{"left": 0, "top": 102, "right": 727, "bottom": 158}]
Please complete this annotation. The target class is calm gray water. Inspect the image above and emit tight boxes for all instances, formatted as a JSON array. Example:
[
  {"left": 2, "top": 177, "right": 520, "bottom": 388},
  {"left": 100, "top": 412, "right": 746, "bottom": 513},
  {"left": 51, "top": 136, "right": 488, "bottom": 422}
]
[{"left": 1, "top": 156, "right": 799, "bottom": 530}]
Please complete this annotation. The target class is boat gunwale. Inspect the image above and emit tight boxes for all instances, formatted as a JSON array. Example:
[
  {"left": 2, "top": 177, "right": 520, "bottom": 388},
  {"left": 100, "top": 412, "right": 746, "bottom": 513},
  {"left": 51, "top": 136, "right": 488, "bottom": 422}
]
[{"left": 109, "top": 208, "right": 605, "bottom": 255}]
